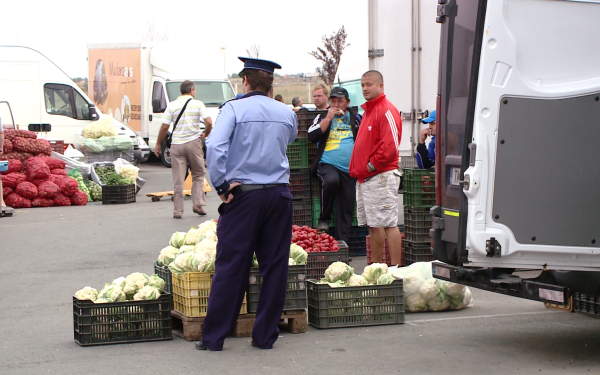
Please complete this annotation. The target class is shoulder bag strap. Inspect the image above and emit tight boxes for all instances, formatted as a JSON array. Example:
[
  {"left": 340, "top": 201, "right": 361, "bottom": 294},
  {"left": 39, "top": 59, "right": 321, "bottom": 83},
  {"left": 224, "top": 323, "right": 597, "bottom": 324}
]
[{"left": 171, "top": 98, "right": 193, "bottom": 134}]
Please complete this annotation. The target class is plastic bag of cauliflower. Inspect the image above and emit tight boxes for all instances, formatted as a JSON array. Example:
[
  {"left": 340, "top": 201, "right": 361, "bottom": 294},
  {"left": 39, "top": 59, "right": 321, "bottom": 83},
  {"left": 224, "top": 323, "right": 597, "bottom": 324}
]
[
  {"left": 114, "top": 158, "right": 139, "bottom": 181},
  {"left": 389, "top": 261, "right": 473, "bottom": 312}
]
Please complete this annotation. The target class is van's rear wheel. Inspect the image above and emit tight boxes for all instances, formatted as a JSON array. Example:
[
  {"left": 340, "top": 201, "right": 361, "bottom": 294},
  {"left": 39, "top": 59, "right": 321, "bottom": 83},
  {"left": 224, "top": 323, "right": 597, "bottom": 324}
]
[{"left": 161, "top": 139, "right": 172, "bottom": 168}]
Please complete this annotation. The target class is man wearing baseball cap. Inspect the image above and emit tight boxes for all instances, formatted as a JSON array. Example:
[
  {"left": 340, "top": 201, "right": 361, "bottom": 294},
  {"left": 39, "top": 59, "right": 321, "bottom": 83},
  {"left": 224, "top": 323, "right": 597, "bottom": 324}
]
[
  {"left": 200, "top": 57, "right": 297, "bottom": 351},
  {"left": 307, "top": 86, "right": 361, "bottom": 242},
  {"left": 417, "top": 110, "right": 436, "bottom": 169}
]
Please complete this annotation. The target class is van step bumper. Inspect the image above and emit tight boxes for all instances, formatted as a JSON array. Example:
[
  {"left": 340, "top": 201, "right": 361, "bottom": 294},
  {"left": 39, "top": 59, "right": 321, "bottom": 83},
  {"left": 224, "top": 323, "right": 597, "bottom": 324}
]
[{"left": 431, "top": 262, "right": 570, "bottom": 305}]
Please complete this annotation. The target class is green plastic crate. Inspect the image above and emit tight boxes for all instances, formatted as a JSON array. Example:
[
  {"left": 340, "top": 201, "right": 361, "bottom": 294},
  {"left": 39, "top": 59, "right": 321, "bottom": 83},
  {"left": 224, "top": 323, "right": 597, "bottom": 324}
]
[
  {"left": 311, "top": 197, "right": 358, "bottom": 228},
  {"left": 286, "top": 139, "right": 309, "bottom": 169},
  {"left": 402, "top": 168, "right": 435, "bottom": 208},
  {"left": 307, "top": 280, "right": 405, "bottom": 328}
]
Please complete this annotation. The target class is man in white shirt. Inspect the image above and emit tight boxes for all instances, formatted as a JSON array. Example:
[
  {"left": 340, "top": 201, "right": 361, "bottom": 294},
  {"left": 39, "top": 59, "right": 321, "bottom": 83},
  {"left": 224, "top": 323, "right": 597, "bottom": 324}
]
[{"left": 155, "top": 80, "right": 213, "bottom": 218}]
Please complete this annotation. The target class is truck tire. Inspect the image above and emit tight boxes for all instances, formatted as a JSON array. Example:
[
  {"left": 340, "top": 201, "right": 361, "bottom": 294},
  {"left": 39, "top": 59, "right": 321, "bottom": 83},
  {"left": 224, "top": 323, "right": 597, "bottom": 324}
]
[{"left": 161, "top": 139, "right": 172, "bottom": 168}]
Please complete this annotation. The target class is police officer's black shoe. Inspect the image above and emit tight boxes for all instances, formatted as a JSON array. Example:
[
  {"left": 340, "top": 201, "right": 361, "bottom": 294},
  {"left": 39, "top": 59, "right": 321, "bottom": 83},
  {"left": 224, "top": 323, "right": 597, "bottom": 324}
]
[
  {"left": 251, "top": 340, "right": 259, "bottom": 348},
  {"left": 195, "top": 341, "right": 208, "bottom": 350}
]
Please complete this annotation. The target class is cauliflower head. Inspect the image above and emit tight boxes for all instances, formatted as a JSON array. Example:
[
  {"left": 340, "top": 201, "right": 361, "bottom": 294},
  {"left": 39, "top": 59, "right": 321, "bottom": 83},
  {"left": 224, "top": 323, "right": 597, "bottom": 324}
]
[
  {"left": 324, "top": 262, "right": 354, "bottom": 283},
  {"left": 376, "top": 273, "right": 395, "bottom": 285},
  {"left": 149, "top": 274, "right": 166, "bottom": 292},
  {"left": 191, "top": 248, "right": 217, "bottom": 272},
  {"left": 345, "top": 274, "right": 368, "bottom": 287},
  {"left": 405, "top": 293, "right": 428, "bottom": 312},
  {"left": 169, "top": 231, "right": 187, "bottom": 248},
  {"left": 123, "top": 273, "right": 150, "bottom": 298},
  {"left": 419, "top": 279, "right": 437, "bottom": 301},
  {"left": 288, "top": 258, "right": 297, "bottom": 266},
  {"left": 362, "top": 263, "right": 389, "bottom": 283},
  {"left": 184, "top": 227, "right": 202, "bottom": 245},
  {"left": 197, "top": 219, "right": 218, "bottom": 237},
  {"left": 157, "top": 245, "right": 179, "bottom": 266},
  {"left": 290, "top": 243, "right": 308, "bottom": 265},
  {"left": 170, "top": 252, "right": 194, "bottom": 275},
  {"left": 195, "top": 238, "right": 217, "bottom": 253},
  {"left": 133, "top": 285, "right": 161, "bottom": 301},
  {"left": 74, "top": 286, "right": 98, "bottom": 301},
  {"left": 98, "top": 284, "right": 126, "bottom": 302}
]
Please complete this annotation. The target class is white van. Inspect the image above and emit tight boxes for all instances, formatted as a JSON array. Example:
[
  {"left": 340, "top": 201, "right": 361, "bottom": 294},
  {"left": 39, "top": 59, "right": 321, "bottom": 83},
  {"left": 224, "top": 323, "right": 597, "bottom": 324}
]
[{"left": 0, "top": 45, "right": 150, "bottom": 162}]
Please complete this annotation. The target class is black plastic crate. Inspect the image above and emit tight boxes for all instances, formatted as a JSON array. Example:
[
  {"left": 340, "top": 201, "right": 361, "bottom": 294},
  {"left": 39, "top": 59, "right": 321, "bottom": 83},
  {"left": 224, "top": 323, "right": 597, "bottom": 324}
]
[
  {"left": 307, "top": 141, "right": 317, "bottom": 166},
  {"left": 102, "top": 184, "right": 136, "bottom": 204},
  {"left": 306, "top": 241, "right": 349, "bottom": 280},
  {"left": 574, "top": 292, "right": 600, "bottom": 317},
  {"left": 296, "top": 110, "right": 327, "bottom": 140},
  {"left": 347, "top": 226, "right": 369, "bottom": 256},
  {"left": 404, "top": 206, "right": 433, "bottom": 243},
  {"left": 247, "top": 265, "right": 307, "bottom": 313},
  {"left": 289, "top": 168, "right": 311, "bottom": 199},
  {"left": 293, "top": 198, "right": 312, "bottom": 227},
  {"left": 310, "top": 174, "right": 321, "bottom": 198},
  {"left": 154, "top": 262, "right": 173, "bottom": 310},
  {"left": 73, "top": 293, "right": 172, "bottom": 346},
  {"left": 404, "top": 241, "right": 434, "bottom": 265},
  {"left": 307, "top": 280, "right": 404, "bottom": 328}
]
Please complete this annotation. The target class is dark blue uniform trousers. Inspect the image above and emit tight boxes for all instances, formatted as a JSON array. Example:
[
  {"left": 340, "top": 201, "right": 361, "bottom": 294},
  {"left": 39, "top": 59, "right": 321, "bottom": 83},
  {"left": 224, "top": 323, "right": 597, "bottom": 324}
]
[{"left": 201, "top": 185, "right": 293, "bottom": 350}]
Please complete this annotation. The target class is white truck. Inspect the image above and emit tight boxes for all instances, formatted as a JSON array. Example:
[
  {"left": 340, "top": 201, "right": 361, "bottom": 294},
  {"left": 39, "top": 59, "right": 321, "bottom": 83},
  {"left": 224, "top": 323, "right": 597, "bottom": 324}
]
[
  {"left": 87, "top": 43, "right": 235, "bottom": 167},
  {"left": 0, "top": 45, "right": 149, "bottom": 162},
  {"left": 430, "top": 0, "right": 600, "bottom": 311},
  {"left": 335, "top": 0, "right": 441, "bottom": 159}
]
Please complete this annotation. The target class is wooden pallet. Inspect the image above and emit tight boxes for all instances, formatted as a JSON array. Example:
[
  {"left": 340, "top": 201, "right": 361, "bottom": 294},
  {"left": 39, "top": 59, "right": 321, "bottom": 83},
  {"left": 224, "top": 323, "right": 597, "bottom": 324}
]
[
  {"left": 171, "top": 309, "right": 307, "bottom": 341},
  {"left": 147, "top": 176, "right": 212, "bottom": 201}
]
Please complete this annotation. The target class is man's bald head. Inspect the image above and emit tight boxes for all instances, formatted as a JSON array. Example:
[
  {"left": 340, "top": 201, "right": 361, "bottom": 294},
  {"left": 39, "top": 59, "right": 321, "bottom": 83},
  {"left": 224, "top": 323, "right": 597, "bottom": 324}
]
[
  {"left": 361, "top": 70, "right": 385, "bottom": 101},
  {"left": 362, "top": 70, "right": 384, "bottom": 84}
]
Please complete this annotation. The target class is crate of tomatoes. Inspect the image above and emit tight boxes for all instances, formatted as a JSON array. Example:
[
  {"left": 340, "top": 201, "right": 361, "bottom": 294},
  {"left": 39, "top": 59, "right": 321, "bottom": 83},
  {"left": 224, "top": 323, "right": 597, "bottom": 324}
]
[{"left": 291, "top": 225, "right": 349, "bottom": 281}]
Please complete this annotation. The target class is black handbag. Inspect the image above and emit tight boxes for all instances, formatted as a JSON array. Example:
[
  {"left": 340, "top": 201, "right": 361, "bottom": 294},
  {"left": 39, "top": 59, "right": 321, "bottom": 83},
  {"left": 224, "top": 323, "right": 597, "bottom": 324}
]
[{"left": 165, "top": 98, "right": 192, "bottom": 148}]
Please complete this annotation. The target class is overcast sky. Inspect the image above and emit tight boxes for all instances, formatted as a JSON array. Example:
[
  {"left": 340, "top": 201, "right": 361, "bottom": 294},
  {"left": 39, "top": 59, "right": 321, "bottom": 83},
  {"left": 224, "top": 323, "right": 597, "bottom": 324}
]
[{"left": 0, "top": 0, "right": 368, "bottom": 78}]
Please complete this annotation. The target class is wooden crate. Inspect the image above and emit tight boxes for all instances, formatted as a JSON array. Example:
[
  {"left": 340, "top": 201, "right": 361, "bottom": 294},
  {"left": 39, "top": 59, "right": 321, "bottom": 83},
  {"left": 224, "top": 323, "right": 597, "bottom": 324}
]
[{"left": 171, "top": 309, "right": 307, "bottom": 342}]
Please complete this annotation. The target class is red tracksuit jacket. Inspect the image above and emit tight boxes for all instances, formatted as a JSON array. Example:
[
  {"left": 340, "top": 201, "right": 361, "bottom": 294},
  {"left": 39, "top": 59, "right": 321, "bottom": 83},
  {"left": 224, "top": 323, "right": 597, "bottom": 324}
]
[{"left": 349, "top": 94, "right": 402, "bottom": 183}]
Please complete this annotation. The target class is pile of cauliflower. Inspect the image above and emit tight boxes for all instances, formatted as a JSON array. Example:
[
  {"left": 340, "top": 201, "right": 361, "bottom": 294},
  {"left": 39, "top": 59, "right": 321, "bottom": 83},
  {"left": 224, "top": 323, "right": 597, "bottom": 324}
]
[
  {"left": 317, "top": 261, "right": 473, "bottom": 313},
  {"left": 318, "top": 262, "right": 393, "bottom": 287},
  {"left": 74, "top": 272, "right": 166, "bottom": 304},
  {"left": 155, "top": 220, "right": 219, "bottom": 275}
]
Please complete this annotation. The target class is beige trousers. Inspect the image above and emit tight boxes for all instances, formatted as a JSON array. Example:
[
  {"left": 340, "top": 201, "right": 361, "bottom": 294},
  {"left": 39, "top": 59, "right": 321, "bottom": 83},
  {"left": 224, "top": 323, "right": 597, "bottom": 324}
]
[{"left": 171, "top": 137, "right": 206, "bottom": 215}]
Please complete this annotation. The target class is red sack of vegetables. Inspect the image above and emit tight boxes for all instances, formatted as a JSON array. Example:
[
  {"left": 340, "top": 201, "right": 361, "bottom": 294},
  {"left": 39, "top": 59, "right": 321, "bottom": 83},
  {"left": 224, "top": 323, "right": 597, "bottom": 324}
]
[
  {"left": 0, "top": 159, "right": 22, "bottom": 175},
  {"left": 26, "top": 159, "right": 51, "bottom": 181},
  {"left": 37, "top": 181, "right": 60, "bottom": 199},
  {"left": 9, "top": 129, "right": 37, "bottom": 140},
  {"left": 3, "top": 139, "right": 13, "bottom": 153},
  {"left": 6, "top": 193, "right": 32, "bottom": 208},
  {"left": 53, "top": 193, "right": 71, "bottom": 206},
  {"left": 29, "top": 176, "right": 50, "bottom": 186},
  {"left": 3, "top": 186, "right": 13, "bottom": 199},
  {"left": 32, "top": 197, "right": 54, "bottom": 207},
  {"left": 1, "top": 172, "right": 27, "bottom": 188},
  {"left": 51, "top": 168, "right": 68, "bottom": 176},
  {"left": 43, "top": 157, "right": 66, "bottom": 170},
  {"left": 59, "top": 177, "right": 79, "bottom": 196},
  {"left": 35, "top": 139, "right": 52, "bottom": 156},
  {"left": 15, "top": 181, "right": 38, "bottom": 199},
  {"left": 70, "top": 190, "right": 88, "bottom": 206},
  {"left": 4, "top": 129, "right": 17, "bottom": 141}
]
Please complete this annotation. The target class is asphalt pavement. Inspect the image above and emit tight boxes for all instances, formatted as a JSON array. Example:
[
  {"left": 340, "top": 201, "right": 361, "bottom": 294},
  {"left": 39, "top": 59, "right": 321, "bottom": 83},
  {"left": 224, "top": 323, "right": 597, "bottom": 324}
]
[{"left": 1, "top": 162, "right": 600, "bottom": 375}]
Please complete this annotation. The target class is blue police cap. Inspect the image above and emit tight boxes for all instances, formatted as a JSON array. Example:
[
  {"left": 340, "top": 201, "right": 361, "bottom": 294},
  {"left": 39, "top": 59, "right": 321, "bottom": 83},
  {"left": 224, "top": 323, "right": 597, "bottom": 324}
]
[{"left": 238, "top": 57, "right": 282, "bottom": 77}]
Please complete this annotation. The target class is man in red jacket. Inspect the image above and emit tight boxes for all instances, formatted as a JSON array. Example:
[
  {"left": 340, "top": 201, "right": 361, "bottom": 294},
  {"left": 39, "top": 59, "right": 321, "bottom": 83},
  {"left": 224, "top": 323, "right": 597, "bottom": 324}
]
[{"left": 349, "top": 70, "right": 402, "bottom": 265}]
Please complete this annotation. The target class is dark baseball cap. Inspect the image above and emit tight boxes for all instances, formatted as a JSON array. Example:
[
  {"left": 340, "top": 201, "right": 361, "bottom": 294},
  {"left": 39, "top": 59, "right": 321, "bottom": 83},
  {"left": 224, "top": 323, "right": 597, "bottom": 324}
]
[{"left": 329, "top": 86, "right": 349, "bottom": 100}]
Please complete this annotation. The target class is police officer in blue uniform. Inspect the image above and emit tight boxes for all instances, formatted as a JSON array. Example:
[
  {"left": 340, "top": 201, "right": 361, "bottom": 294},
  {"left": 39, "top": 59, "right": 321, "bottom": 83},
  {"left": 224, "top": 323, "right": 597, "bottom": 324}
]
[{"left": 197, "top": 57, "right": 298, "bottom": 351}]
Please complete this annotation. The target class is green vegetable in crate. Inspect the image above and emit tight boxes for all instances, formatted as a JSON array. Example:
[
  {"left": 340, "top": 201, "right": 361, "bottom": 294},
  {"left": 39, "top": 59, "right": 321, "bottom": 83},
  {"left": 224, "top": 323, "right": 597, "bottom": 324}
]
[
  {"left": 323, "top": 262, "right": 354, "bottom": 283},
  {"left": 184, "top": 227, "right": 202, "bottom": 245},
  {"left": 169, "top": 231, "right": 187, "bottom": 248},
  {"left": 345, "top": 274, "right": 368, "bottom": 287},
  {"left": 190, "top": 248, "right": 216, "bottom": 272},
  {"left": 178, "top": 245, "right": 195, "bottom": 254},
  {"left": 97, "top": 284, "right": 126, "bottom": 302},
  {"left": 289, "top": 243, "right": 307, "bottom": 265},
  {"left": 169, "top": 252, "right": 193, "bottom": 275},
  {"left": 197, "top": 219, "right": 218, "bottom": 237},
  {"left": 123, "top": 272, "right": 150, "bottom": 299},
  {"left": 252, "top": 253, "right": 259, "bottom": 268},
  {"left": 74, "top": 286, "right": 98, "bottom": 301},
  {"left": 362, "top": 263, "right": 389, "bottom": 284},
  {"left": 93, "top": 297, "right": 112, "bottom": 304},
  {"left": 87, "top": 181, "right": 103, "bottom": 201},
  {"left": 376, "top": 273, "right": 395, "bottom": 285},
  {"left": 288, "top": 258, "right": 296, "bottom": 266},
  {"left": 157, "top": 245, "right": 179, "bottom": 266},
  {"left": 133, "top": 285, "right": 161, "bottom": 301},
  {"left": 148, "top": 274, "right": 166, "bottom": 292},
  {"left": 112, "top": 277, "right": 126, "bottom": 288},
  {"left": 195, "top": 237, "right": 217, "bottom": 253}
]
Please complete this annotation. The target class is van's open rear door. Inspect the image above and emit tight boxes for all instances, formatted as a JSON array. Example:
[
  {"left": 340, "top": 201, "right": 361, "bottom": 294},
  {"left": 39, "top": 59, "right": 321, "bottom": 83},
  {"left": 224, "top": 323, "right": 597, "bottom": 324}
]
[{"left": 431, "top": 0, "right": 487, "bottom": 265}]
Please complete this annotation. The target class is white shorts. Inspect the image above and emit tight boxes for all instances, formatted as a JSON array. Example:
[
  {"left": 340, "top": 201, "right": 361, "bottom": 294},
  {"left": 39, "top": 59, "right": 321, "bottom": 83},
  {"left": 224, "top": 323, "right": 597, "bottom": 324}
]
[{"left": 356, "top": 170, "right": 401, "bottom": 228}]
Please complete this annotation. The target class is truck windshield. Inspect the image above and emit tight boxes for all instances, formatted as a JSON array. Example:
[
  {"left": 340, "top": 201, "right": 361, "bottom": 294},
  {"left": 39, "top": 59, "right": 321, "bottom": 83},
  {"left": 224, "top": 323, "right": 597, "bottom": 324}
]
[{"left": 166, "top": 81, "right": 235, "bottom": 107}]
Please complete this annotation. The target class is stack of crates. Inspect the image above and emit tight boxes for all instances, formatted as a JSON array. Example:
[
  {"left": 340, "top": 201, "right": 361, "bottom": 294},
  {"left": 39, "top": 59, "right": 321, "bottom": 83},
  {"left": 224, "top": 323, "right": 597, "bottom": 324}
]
[{"left": 402, "top": 168, "right": 435, "bottom": 265}]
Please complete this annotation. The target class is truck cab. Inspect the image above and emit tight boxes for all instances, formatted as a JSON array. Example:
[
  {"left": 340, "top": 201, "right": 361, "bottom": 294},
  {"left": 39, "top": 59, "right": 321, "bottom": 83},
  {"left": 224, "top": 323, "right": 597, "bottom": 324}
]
[{"left": 431, "top": 0, "right": 600, "bottom": 304}]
